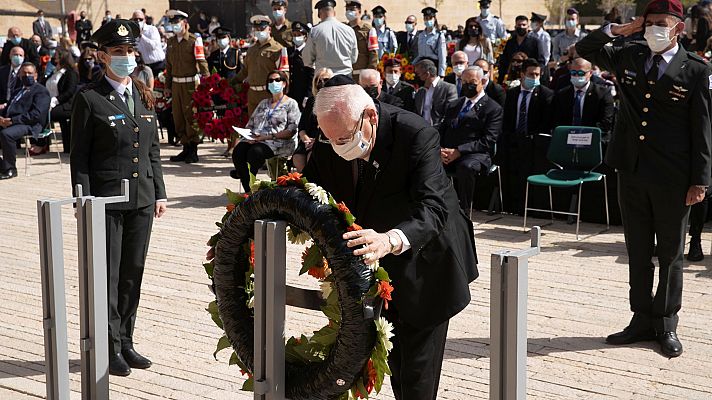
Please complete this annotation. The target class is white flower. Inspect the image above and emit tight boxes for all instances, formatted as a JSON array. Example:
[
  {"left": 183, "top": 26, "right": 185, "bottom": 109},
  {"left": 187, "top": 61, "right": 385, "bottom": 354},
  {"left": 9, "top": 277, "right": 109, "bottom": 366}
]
[
  {"left": 250, "top": 179, "right": 264, "bottom": 193},
  {"left": 305, "top": 183, "right": 329, "bottom": 205},
  {"left": 287, "top": 226, "right": 311, "bottom": 245},
  {"left": 369, "top": 259, "right": 380, "bottom": 272},
  {"left": 157, "top": 72, "right": 166, "bottom": 83},
  {"left": 319, "top": 281, "right": 333, "bottom": 300},
  {"left": 247, "top": 295, "right": 254, "bottom": 309},
  {"left": 375, "top": 317, "right": 394, "bottom": 352}
]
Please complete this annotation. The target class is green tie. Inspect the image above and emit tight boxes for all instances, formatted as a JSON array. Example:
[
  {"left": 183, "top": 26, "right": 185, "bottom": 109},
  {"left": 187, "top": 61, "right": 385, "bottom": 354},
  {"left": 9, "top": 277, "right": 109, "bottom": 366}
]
[{"left": 124, "top": 90, "right": 134, "bottom": 117}]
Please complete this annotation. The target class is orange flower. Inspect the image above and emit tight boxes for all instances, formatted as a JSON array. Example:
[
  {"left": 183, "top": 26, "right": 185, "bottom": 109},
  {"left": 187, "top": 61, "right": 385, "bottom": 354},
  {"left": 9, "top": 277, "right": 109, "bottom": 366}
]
[
  {"left": 226, "top": 203, "right": 236, "bottom": 212},
  {"left": 276, "top": 172, "right": 303, "bottom": 186},
  {"left": 337, "top": 202, "right": 351, "bottom": 215},
  {"left": 347, "top": 223, "right": 363, "bottom": 232},
  {"left": 308, "top": 260, "right": 330, "bottom": 280},
  {"left": 249, "top": 241, "right": 255, "bottom": 267},
  {"left": 377, "top": 280, "right": 394, "bottom": 310},
  {"left": 356, "top": 360, "right": 377, "bottom": 398}
]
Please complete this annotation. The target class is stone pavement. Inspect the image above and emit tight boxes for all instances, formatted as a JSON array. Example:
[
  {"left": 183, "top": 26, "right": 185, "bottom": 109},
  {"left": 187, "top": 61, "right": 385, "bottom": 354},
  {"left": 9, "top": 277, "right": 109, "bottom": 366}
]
[{"left": 1, "top": 141, "right": 712, "bottom": 399}]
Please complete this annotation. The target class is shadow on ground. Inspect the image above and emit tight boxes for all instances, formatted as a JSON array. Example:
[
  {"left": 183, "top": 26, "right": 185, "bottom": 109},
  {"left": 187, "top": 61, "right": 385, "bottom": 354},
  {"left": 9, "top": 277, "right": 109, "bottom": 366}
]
[{"left": 0, "top": 359, "right": 81, "bottom": 378}]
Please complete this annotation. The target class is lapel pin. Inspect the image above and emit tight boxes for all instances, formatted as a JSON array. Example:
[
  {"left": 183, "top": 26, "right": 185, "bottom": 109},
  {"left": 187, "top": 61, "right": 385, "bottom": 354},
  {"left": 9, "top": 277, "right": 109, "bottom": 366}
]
[
  {"left": 110, "top": 121, "right": 116, "bottom": 127},
  {"left": 109, "top": 95, "right": 115, "bottom": 101}
]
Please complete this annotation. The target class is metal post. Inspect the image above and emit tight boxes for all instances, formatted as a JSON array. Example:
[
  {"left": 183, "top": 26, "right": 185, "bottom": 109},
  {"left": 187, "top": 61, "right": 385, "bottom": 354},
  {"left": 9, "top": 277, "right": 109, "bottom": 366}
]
[
  {"left": 253, "top": 220, "right": 268, "bottom": 398},
  {"left": 490, "top": 226, "right": 541, "bottom": 400}
]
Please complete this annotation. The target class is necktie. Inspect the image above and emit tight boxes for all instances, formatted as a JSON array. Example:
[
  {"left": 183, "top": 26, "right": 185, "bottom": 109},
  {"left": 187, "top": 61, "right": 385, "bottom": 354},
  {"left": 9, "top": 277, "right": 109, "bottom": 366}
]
[
  {"left": 7, "top": 70, "right": 15, "bottom": 100},
  {"left": 517, "top": 91, "right": 530, "bottom": 135},
  {"left": 573, "top": 90, "right": 584, "bottom": 126},
  {"left": 124, "top": 90, "right": 134, "bottom": 116},
  {"left": 647, "top": 54, "right": 663, "bottom": 84},
  {"left": 456, "top": 78, "right": 462, "bottom": 97},
  {"left": 454, "top": 100, "right": 473, "bottom": 128}
]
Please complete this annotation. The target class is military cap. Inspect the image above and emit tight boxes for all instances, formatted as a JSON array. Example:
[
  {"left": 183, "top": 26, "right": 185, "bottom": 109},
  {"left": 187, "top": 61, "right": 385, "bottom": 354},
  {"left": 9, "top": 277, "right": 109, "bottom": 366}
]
[
  {"left": 324, "top": 74, "right": 356, "bottom": 88},
  {"left": 91, "top": 19, "right": 140, "bottom": 48},
  {"left": 531, "top": 12, "right": 547, "bottom": 22},
  {"left": 314, "top": 0, "right": 336, "bottom": 9},
  {"left": 80, "top": 40, "right": 99, "bottom": 50},
  {"left": 345, "top": 0, "right": 362, "bottom": 7},
  {"left": 213, "top": 26, "right": 232, "bottom": 38},
  {"left": 271, "top": 0, "right": 288, "bottom": 5},
  {"left": 566, "top": 7, "right": 579, "bottom": 15},
  {"left": 291, "top": 21, "right": 310, "bottom": 34},
  {"left": 383, "top": 58, "right": 401, "bottom": 68},
  {"left": 372, "top": 6, "right": 387, "bottom": 16},
  {"left": 250, "top": 15, "right": 272, "bottom": 28},
  {"left": 479, "top": 0, "right": 492, "bottom": 6},
  {"left": 421, "top": 7, "right": 438, "bottom": 17},
  {"left": 166, "top": 9, "right": 188, "bottom": 22},
  {"left": 643, "top": 0, "right": 683, "bottom": 19}
]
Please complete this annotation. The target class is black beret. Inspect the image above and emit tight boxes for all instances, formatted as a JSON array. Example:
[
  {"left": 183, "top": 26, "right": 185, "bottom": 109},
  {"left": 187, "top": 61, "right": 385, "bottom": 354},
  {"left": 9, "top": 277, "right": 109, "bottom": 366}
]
[
  {"left": 324, "top": 74, "right": 356, "bottom": 88},
  {"left": 91, "top": 19, "right": 140, "bottom": 48},
  {"left": 421, "top": 7, "right": 438, "bottom": 17},
  {"left": 372, "top": 6, "right": 387, "bottom": 16},
  {"left": 291, "top": 21, "right": 310, "bottom": 33},
  {"left": 315, "top": 0, "right": 336, "bottom": 9}
]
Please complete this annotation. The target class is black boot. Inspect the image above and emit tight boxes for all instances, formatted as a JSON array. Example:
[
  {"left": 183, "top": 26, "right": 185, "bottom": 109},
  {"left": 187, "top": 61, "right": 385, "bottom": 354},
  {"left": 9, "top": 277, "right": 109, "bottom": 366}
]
[
  {"left": 687, "top": 239, "right": 704, "bottom": 262},
  {"left": 184, "top": 143, "right": 199, "bottom": 164},
  {"left": 170, "top": 144, "right": 189, "bottom": 162}
]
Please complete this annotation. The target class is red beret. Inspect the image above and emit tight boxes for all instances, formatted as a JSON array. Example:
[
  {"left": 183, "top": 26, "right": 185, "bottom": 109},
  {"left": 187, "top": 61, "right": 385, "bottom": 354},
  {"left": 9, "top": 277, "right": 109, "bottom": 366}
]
[{"left": 643, "top": 0, "right": 683, "bottom": 20}]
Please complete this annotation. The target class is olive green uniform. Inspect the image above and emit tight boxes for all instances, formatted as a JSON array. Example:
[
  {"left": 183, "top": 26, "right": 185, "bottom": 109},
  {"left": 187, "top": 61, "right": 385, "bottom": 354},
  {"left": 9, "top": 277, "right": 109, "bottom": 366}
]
[
  {"left": 349, "top": 22, "right": 378, "bottom": 80},
  {"left": 165, "top": 33, "right": 210, "bottom": 145},
  {"left": 236, "top": 37, "right": 284, "bottom": 115},
  {"left": 272, "top": 19, "right": 293, "bottom": 48}
]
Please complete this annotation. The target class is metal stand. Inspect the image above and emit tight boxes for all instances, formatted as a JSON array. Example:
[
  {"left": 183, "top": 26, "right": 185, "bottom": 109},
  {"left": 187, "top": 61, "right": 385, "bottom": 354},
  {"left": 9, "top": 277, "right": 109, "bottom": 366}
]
[
  {"left": 490, "top": 226, "right": 541, "bottom": 400},
  {"left": 38, "top": 180, "right": 129, "bottom": 400}
]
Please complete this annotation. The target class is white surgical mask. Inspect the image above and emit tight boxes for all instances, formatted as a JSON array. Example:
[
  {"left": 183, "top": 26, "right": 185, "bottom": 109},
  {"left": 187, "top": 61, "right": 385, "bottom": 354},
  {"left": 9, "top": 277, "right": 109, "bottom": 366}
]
[
  {"left": 373, "top": 17, "right": 384, "bottom": 27},
  {"left": 346, "top": 11, "right": 358, "bottom": 21},
  {"left": 644, "top": 25, "right": 674, "bottom": 54},
  {"left": 424, "top": 20, "right": 435, "bottom": 29},
  {"left": 218, "top": 37, "right": 230, "bottom": 49},
  {"left": 405, "top": 23, "right": 414, "bottom": 33},
  {"left": 453, "top": 64, "right": 466, "bottom": 76},
  {"left": 565, "top": 20, "right": 577, "bottom": 29},
  {"left": 273, "top": 10, "right": 285, "bottom": 19},
  {"left": 331, "top": 113, "right": 374, "bottom": 161},
  {"left": 385, "top": 73, "right": 400, "bottom": 86},
  {"left": 480, "top": 8, "right": 490, "bottom": 18},
  {"left": 293, "top": 35, "right": 305, "bottom": 46},
  {"left": 172, "top": 23, "right": 183, "bottom": 34},
  {"left": 571, "top": 76, "right": 588, "bottom": 88},
  {"left": 139, "top": 21, "right": 145, "bottom": 30},
  {"left": 256, "top": 30, "right": 270, "bottom": 42}
]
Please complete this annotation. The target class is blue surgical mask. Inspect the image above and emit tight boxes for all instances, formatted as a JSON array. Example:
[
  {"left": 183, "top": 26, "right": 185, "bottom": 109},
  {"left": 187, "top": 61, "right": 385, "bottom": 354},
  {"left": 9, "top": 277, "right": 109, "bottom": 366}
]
[
  {"left": 346, "top": 11, "right": 358, "bottom": 22},
  {"left": 480, "top": 8, "right": 490, "bottom": 18},
  {"left": 10, "top": 37, "right": 21, "bottom": 45},
  {"left": 405, "top": 23, "right": 414, "bottom": 33},
  {"left": 566, "top": 20, "right": 577, "bottom": 29},
  {"left": 523, "top": 77, "right": 540, "bottom": 90},
  {"left": 293, "top": 35, "right": 305, "bottom": 46},
  {"left": 172, "top": 23, "right": 183, "bottom": 34},
  {"left": 10, "top": 55, "right": 23, "bottom": 67},
  {"left": 109, "top": 55, "right": 137, "bottom": 78},
  {"left": 373, "top": 17, "right": 384, "bottom": 27},
  {"left": 571, "top": 76, "right": 588, "bottom": 88},
  {"left": 49, "top": 49, "right": 56, "bottom": 57},
  {"left": 268, "top": 81, "right": 284, "bottom": 94},
  {"left": 424, "top": 20, "right": 434, "bottom": 29},
  {"left": 272, "top": 10, "right": 284, "bottom": 19}
]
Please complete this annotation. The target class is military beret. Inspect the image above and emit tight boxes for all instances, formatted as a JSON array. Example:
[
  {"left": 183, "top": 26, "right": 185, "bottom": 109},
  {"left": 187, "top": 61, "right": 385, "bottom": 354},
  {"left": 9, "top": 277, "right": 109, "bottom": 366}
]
[
  {"left": 271, "top": 0, "right": 288, "bottom": 6},
  {"left": 531, "top": 12, "right": 547, "bottom": 22},
  {"left": 372, "top": 6, "right": 387, "bottom": 16},
  {"left": 314, "top": 0, "right": 336, "bottom": 9},
  {"left": 166, "top": 9, "right": 188, "bottom": 22},
  {"left": 291, "top": 21, "right": 310, "bottom": 34},
  {"left": 324, "top": 74, "right": 356, "bottom": 88},
  {"left": 566, "top": 7, "right": 579, "bottom": 15},
  {"left": 250, "top": 15, "right": 272, "bottom": 28},
  {"left": 213, "top": 26, "right": 232, "bottom": 37},
  {"left": 421, "top": 7, "right": 438, "bottom": 17},
  {"left": 643, "top": 0, "right": 684, "bottom": 19},
  {"left": 91, "top": 19, "right": 140, "bottom": 48}
]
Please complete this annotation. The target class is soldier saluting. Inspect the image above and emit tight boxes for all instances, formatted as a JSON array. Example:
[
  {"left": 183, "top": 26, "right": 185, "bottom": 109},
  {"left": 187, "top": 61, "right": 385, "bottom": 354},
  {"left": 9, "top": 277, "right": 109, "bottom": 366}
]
[{"left": 577, "top": 0, "right": 712, "bottom": 358}]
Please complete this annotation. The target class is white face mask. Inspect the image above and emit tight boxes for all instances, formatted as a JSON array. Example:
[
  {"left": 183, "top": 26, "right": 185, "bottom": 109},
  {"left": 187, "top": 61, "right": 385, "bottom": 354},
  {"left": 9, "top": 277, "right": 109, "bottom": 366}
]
[
  {"left": 531, "top": 22, "right": 540, "bottom": 31},
  {"left": 218, "top": 37, "right": 230, "bottom": 49},
  {"left": 138, "top": 21, "right": 145, "bottom": 30},
  {"left": 256, "top": 30, "right": 270, "bottom": 42},
  {"left": 385, "top": 73, "right": 400, "bottom": 86},
  {"left": 293, "top": 35, "right": 305, "bottom": 46},
  {"left": 331, "top": 112, "right": 374, "bottom": 161},
  {"left": 480, "top": 8, "right": 490, "bottom": 18},
  {"left": 453, "top": 64, "right": 466, "bottom": 76},
  {"left": 644, "top": 25, "right": 674, "bottom": 53}
]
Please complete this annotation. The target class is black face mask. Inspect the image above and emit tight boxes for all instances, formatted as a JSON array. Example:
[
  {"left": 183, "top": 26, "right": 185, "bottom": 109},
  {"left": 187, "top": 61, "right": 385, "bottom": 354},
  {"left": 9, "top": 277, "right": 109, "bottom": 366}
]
[
  {"left": 21, "top": 75, "right": 35, "bottom": 86},
  {"left": 467, "top": 28, "right": 480, "bottom": 37},
  {"left": 364, "top": 85, "right": 379, "bottom": 99},
  {"left": 461, "top": 83, "right": 478, "bottom": 98},
  {"left": 515, "top": 27, "right": 528, "bottom": 36}
]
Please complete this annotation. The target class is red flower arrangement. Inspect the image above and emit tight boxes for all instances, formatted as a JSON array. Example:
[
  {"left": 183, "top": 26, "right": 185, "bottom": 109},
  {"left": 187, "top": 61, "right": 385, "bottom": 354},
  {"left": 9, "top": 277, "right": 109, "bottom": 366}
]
[{"left": 191, "top": 73, "right": 249, "bottom": 140}]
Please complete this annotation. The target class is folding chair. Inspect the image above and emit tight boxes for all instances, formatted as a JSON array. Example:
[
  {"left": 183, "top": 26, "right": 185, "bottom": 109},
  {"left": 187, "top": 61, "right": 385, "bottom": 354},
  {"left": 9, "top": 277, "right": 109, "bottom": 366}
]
[
  {"left": 523, "top": 126, "right": 610, "bottom": 240},
  {"left": 24, "top": 110, "right": 62, "bottom": 176}
]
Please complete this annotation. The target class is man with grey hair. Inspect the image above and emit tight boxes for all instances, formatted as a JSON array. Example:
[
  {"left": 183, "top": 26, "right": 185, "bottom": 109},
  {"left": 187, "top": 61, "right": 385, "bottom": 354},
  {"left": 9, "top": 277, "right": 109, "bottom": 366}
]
[
  {"left": 444, "top": 50, "right": 469, "bottom": 96},
  {"left": 439, "top": 66, "right": 503, "bottom": 211},
  {"left": 304, "top": 74, "right": 478, "bottom": 399},
  {"left": 0, "top": 27, "right": 39, "bottom": 68},
  {"left": 358, "top": 68, "right": 404, "bottom": 108},
  {"left": 303, "top": 0, "right": 358, "bottom": 76},
  {"left": 132, "top": 10, "right": 166, "bottom": 76},
  {"left": 414, "top": 58, "right": 458, "bottom": 127}
]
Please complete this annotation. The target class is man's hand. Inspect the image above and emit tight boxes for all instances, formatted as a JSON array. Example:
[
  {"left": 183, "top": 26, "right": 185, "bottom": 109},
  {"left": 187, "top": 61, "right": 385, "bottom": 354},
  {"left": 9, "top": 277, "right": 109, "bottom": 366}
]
[
  {"left": 441, "top": 148, "right": 461, "bottom": 164},
  {"left": 252, "top": 134, "right": 268, "bottom": 142},
  {"left": 0, "top": 117, "right": 11, "bottom": 128},
  {"left": 610, "top": 18, "right": 644, "bottom": 37},
  {"left": 686, "top": 185, "right": 706, "bottom": 206},
  {"left": 343, "top": 229, "right": 391, "bottom": 265},
  {"left": 155, "top": 202, "right": 167, "bottom": 218}
]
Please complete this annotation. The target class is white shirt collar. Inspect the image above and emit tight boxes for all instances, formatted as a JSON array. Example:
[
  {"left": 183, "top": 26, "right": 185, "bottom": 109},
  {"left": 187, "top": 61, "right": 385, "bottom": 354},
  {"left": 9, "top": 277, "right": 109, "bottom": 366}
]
[
  {"left": 467, "top": 90, "right": 486, "bottom": 106},
  {"left": 221, "top": 46, "right": 230, "bottom": 54},
  {"left": 574, "top": 81, "right": 590, "bottom": 94},
  {"left": 428, "top": 76, "right": 440, "bottom": 89},
  {"left": 296, "top": 43, "right": 306, "bottom": 51},
  {"left": 652, "top": 43, "right": 679, "bottom": 64},
  {"left": 105, "top": 75, "right": 132, "bottom": 97}
]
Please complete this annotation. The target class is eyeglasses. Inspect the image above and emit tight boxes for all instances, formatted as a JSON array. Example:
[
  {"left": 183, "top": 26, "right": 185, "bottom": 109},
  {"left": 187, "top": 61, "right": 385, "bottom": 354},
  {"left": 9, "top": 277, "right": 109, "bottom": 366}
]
[
  {"left": 267, "top": 77, "right": 283, "bottom": 83},
  {"left": 570, "top": 70, "right": 589, "bottom": 77},
  {"left": 323, "top": 110, "right": 366, "bottom": 145},
  {"left": 132, "top": 18, "right": 144, "bottom": 22}
]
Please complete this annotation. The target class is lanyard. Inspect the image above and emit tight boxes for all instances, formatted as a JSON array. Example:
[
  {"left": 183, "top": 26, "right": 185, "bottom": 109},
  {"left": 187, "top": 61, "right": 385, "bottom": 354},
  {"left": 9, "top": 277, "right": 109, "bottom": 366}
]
[{"left": 259, "top": 95, "right": 285, "bottom": 132}]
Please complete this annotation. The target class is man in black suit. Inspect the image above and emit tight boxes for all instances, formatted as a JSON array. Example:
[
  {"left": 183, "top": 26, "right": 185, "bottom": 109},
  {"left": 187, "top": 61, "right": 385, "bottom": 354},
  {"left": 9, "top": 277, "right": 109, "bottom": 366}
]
[
  {"left": 382, "top": 58, "right": 415, "bottom": 112},
  {"left": 0, "top": 46, "right": 24, "bottom": 105},
  {"left": 576, "top": 0, "right": 712, "bottom": 358},
  {"left": 287, "top": 22, "right": 314, "bottom": 110},
  {"left": 359, "top": 68, "right": 404, "bottom": 108},
  {"left": 0, "top": 62, "right": 50, "bottom": 179},
  {"left": 474, "top": 58, "right": 506, "bottom": 107},
  {"left": 304, "top": 75, "right": 477, "bottom": 400},
  {"left": 497, "top": 15, "right": 540, "bottom": 84},
  {"left": 76, "top": 10, "right": 94, "bottom": 43},
  {"left": 32, "top": 10, "right": 53, "bottom": 41},
  {"left": 395, "top": 14, "right": 418, "bottom": 59},
  {"left": 440, "top": 66, "right": 503, "bottom": 211},
  {"left": 501, "top": 58, "right": 553, "bottom": 214},
  {"left": 414, "top": 59, "right": 458, "bottom": 128},
  {"left": 1, "top": 27, "right": 40, "bottom": 69}
]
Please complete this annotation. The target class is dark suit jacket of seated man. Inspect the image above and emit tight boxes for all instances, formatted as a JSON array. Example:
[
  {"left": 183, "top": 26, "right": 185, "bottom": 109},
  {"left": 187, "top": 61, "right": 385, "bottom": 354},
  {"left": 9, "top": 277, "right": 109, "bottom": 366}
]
[
  {"left": 303, "top": 80, "right": 478, "bottom": 399},
  {"left": 0, "top": 64, "right": 50, "bottom": 176},
  {"left": 551, "top": 80, "right": 615, "bottom": 142}
]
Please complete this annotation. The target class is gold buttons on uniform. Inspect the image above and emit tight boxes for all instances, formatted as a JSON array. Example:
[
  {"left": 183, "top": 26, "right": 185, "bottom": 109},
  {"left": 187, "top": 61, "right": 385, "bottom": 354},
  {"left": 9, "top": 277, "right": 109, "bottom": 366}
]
[
  {"left": 643, "top": 107, "right": 649, "bottom": 113},
  {"left": 134, "top": 127, "right": 140, "bottom": 133},
  {"left": 639, "top": 135, "right": 645, "bottom": 141},
  {"left": 641, "top": 121, "right": 647, "bottom": 127},
  {"left": 132, "top": 172, "right": 139, "bottom": 178},
  {"left": 133, "top": 142, "right": 139, "bottom": 148},
  {"left": 645, "top": 93, "right": 651, "bottom": 99},
  {"left": 132, "top": 157, "right": 139, "bottom": 163}
]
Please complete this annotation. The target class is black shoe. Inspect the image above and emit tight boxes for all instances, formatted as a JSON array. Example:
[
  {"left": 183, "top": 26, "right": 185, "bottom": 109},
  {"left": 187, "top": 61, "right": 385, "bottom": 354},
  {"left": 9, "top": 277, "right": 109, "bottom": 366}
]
[
  {"left": 122, "top": 348, "right": 152, "bottom": 369},
  {"left": 184, "top": 143, "right": 199, "bottom": 164},
  {"left": 170, "top": 145, "right": 188, "bottom": 162},
  {"left": 229, "top": 169, "right": 240, "bottom": 180},
  {"left": 606, "top": 326, "right": 657, "bottom": 345},
  {"left": 109, "top": 353, "right": 131, "bottom": 376},
  {"left": 687, "top": 240, "right": 704, "bottom": 262},
  {"left": 0, "top": 168, "right": 17, "bottom": 180},
  {"left": 657, "top": 331, "right": 683, "bottom": 358}
]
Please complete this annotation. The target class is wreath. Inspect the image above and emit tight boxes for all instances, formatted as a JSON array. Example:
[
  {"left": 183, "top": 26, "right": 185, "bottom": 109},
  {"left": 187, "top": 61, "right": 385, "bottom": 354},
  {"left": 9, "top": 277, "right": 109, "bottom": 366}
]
[
  {"left": 377, "top": 52, "right": 453, "bottom": 91},
  {"left": 205, "top": 172, "right": 395, "bottom": 399},
  {"left": 191, "top": 72, "right": 249, "bottom": 140}
]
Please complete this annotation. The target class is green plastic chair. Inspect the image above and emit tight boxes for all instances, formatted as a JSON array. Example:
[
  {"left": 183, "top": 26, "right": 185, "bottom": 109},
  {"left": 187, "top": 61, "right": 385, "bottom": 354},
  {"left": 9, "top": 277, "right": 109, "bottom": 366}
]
[
  {"left": 523, "top": 126, "right": 610, "bottom": 240},
  {"left": 24, "top": 110, "right": 62, "bottom": 176}
]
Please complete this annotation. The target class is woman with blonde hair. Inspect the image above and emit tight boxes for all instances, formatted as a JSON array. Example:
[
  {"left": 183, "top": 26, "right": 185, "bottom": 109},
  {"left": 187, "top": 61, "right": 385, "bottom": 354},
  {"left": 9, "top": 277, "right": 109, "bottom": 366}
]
[{"left": 292, "top": 68, "right": 333, "bottom": 172}]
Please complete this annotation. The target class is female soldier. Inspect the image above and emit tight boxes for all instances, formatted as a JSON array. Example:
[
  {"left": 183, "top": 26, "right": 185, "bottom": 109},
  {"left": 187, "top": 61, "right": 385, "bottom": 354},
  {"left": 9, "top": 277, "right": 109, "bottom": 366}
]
[{"left": 69, "top": 19, "right": 167, "bottom": 377}]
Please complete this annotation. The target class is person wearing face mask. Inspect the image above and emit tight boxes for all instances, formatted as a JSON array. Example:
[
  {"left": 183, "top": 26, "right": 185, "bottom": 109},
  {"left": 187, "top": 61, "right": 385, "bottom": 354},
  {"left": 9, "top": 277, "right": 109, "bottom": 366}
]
[
  {"left": 576, "top": 0, "right": 712, "bottom": 359},
  {"left": 458, "top": 18, "right": 494, "bottom": 66},
  {"left": 76, "top": 10, "right": 94, "bottom": 43},
  {"left": 70, "top": 19, "right": 167, "bottom": 375},
  {"left": 132, "top": 10, "right": 166, "bottom": 78},
  {"left": 497, "top": 15, "right": 540, "bottom": 84},
  {"left": 552, "top": 8, "right": 587, "bottom": 64},
  {"left": 196, "top": 11, "right": 210, "bottom": 37},
  {"left": 359, "top": 68, "right": 403, "bottom": 109},
  {"left": 0, "top": 62, "right": 50, "bottom": 179},
  {"left": 287, "top": 22, "right": 314, "bottom": 110},
  {"left": 207, "top": 27, "right": 240, "bottom": 79},
  {"left": 0, "top": 47, "right": 25, "bottom": 107},
  {"left": 371, "top": 6, "right": 397, "bottom": 59},
  {"left": 474, "top": 58, "right": 506, "bottom": 107},
  {"left": 164, "top": 9, "right": 210, "bottom": 164},
  {"left": 475, "top": 0, "right": 507, "bottom": 43},
  {"left": 32, "top": 9, "right": 53, "bottom": 41},
  {"left": 414, "top": 58, "right": 458, "bottom": 128},
  {"left": 528, "top": 12, "right": 551, "bottom": 70},
  {"left": 395, "top": 15, "right": 418, "bottom": 59},
  {"left": 444, "top": 51, "right": 469, "bottom": 96},
  {"left": 230, "top": 70, "right": 300, "bottom": 192},
  {"left": 500, "top": 58, "right": 553, "bottom": 214},
  {"left": 37, "top": 48, "right": 79, "bottom": 155},
  {"left": 303, "top": 0, "right": 359, "bottom": 76},
  {"left": 303, "top": 75, "right": 478, "bottom": 400},
  {"left": 439, "top": 66, "right": 503, "bottom": 213},
  {"left": 382, "top": 58, "right": 415, "bottom": 112},
  {"left": 270, "top": 0, "right": 294, "bottom": 47},
  {"left": 343, "top": 0, "right": 378, "bottom": 81},
  {"left": 412, "top": 7, "right": 447, "bottom": 77},
  {"left": 1, "top": 27, "right": 40, "bottom": 69}
]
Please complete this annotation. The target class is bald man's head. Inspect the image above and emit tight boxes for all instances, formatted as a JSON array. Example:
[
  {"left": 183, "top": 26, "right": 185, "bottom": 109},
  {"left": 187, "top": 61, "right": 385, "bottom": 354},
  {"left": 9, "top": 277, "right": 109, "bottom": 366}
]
[{"left": 8, "top": 27, "right": 22, "bottom": 40}]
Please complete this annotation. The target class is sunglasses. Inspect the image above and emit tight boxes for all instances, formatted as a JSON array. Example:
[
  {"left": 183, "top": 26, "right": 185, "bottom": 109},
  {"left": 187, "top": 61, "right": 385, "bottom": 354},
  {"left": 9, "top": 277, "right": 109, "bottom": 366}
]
[
  {"left": 267, "top": 77, "right": 283, "bottom": 83},
  {"left": 570, "top": 70, "right": 589, "bottom": 77},
  {"left": 132, "top": 18, "right": 144, "bottom": 22}
]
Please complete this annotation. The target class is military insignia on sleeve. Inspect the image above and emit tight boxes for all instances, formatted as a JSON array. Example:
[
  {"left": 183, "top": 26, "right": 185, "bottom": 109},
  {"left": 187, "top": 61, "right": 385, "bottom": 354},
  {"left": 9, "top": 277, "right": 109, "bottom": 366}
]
[{"left": 117, "top": 25, "right": 129, "bottom": 37}]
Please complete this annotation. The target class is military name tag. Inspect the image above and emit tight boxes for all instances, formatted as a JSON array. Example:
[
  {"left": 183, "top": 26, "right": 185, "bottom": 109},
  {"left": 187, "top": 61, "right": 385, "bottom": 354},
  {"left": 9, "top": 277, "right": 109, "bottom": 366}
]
[
  {"left": 140, "top": 114, "right": 153, "bottom": 123},
  {"left": 108, "top": 114, "right": 126, "bottom": 121}
]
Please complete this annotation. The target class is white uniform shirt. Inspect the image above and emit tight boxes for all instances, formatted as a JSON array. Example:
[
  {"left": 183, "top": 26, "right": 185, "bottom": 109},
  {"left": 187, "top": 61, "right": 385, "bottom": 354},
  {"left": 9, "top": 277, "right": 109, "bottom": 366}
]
[
  {"left": 302, "top": 17, "right": 358, "bottom": 76},
  {"left": 136, "top": 24, "right": 166, "bottom": 64}
]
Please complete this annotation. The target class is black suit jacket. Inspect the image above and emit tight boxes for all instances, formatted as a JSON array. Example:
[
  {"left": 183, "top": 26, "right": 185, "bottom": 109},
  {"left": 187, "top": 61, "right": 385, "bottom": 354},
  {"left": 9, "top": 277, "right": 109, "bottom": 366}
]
[
  {"left": 577, "top": 30, "right": 712, "bottom": 187},
  {"left": 551, "top": 82, "right": 615, "bottom": 142},
  {"left": 54, "top": 68, "right": 79, "bottom": 107},
  {"left": 378, "top": 90, "right": 404, "bottom": 109},
  {"left": 70, "top": 78, "right": 167, "bottom": 210},
  {"left": 439, "top": 95, "right": 503, "bottom": 156},
  {"left": 445, "top": 74, "right": 506, "bottom": 107},
  {"left": 207, "top": 47, "right": 240, "bottom": 80},
  {"left": 33, "top": 19, "right": 52, "bottom": 38},
  {"left": 395, "top": 31, "right": 418, "bottom": 58},
  {"left": 287, "top": 46, "right": 314, "bottom": 109},
  {"left": 304, "top": 102, "right": 478, "bottom": 328},
  {"left": 414, "top": 80, "right": 458, "bottom": 128},
  {"left": 2, "top": 82, "right": 50, "bottom": 135},
  {"left": 0, "top": 65, "right": 20, "bottom": 104},
  {"left": 498, "top": 34, "right": 540, "bottom": 84},
  {"left": 0, "top": 39, "right": 40, "bottom": 69},
  {"left": 384, "top": 80, "right": 415, "bottom": 113},
  {"left": 502, "top": 84, "right": 554, "bottom": 141},
  {"left": 75, "top": 18, "right": 93, "bottom": 42}
]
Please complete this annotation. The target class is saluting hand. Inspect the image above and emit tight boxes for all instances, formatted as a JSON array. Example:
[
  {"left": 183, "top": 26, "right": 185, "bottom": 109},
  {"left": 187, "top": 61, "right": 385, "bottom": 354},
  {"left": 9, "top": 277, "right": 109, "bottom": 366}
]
[
  {"left": 610, "top": 17, "right": 644, "bottom": 37},
  {"left": 686, "top": 186, "right": 706, "bottom": 206},
  {"left": 155, "top": 202, "right": 167, "bottom": 218},
  {"left": 343, "top": 229, "right": 391, "bottom": 266}
]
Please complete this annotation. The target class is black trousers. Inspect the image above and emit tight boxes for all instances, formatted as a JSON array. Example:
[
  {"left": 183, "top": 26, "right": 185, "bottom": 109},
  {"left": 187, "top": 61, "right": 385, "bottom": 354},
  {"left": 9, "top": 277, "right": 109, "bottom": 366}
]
[
  {"left": 105, "top": 205, "right": 154, "bottom": 354},
  {"left": 384, "top": 305, "right": 449, "bottom": 400},
  {"left": 51, "top": 102, "right": 72, "bottom": 153},
  {"left": 0, "top": 124, "right": 31, "bottom": 171},
  {"left": 689, "top": 197, "right": 710, "bottom": 241},
  {"left": 618, "top": 173, "right": 688, "bottom": 332},
  {"left": 232, "top": 142, "right": 274, "bottom": 192},
  {"left": 445, "top": 153, "right": 490, "bottom": 212}
]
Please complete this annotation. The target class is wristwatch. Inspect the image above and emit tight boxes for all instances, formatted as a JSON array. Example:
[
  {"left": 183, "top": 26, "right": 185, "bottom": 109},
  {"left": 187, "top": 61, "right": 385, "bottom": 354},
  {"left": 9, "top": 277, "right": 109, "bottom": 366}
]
[{"left": 387, "top": 232, "right": 399, "bottom": 254}]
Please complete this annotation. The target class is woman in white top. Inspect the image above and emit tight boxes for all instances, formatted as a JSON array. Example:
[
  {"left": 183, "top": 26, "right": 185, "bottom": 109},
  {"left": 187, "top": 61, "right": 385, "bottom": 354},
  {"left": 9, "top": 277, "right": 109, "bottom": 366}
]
[{"left": 458, "top": 17, "right": 494, "bottom": 65}]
